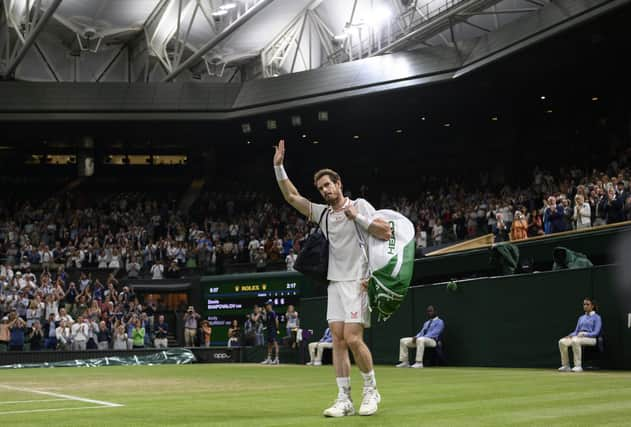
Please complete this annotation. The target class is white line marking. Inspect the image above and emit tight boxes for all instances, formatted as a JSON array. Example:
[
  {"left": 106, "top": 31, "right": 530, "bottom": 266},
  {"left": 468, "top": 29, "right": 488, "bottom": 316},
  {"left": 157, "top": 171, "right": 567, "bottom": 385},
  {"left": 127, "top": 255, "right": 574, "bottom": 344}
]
[
  {"left": 0, "top": 406, "right": 114, "bottom": 415},
  {"left": 0, "top": 399, "right": 67, "bottom": 405},
  {"left": 0, "top": 385, "right": 123, "bottom": 407}
]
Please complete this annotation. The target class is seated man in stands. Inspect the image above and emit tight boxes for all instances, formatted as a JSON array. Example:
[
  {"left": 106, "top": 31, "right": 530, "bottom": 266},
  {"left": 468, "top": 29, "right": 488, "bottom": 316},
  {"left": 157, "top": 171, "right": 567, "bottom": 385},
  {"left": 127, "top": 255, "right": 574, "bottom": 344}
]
[
  {"left": 396, "top": 305, "right": 445, "bottom": 368},
  {"left": 558, "top": 297, "right": 602, "bottom": 372},
  {"left": 307, "top": 327, "right": 333, "bottom": 366}
]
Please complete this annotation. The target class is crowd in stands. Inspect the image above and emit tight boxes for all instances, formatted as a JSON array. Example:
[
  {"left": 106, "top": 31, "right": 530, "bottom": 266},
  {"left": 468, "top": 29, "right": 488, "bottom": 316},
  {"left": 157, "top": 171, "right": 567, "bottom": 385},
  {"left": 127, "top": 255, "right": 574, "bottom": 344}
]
[
  {"left": 0, "top": 263, "right": 166, "bottom": 351},
  {"left": 0, "top": 147, "right": 630, "bottom": 351},
  {"left": 1, "top": 150, "right": 630, "bottom": 280}
]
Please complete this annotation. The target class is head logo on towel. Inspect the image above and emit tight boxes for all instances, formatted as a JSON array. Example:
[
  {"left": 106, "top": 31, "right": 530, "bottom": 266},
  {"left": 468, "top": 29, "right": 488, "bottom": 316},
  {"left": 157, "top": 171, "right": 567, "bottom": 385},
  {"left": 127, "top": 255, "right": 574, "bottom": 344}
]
[{"left": 387, "top": 221, "right": 396, "bottom": 255}]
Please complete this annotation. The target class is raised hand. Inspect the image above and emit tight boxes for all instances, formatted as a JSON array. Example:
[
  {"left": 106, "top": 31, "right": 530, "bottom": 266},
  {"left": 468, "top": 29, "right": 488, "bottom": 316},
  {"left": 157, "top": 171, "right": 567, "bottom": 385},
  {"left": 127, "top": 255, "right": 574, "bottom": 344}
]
[{"left": 273, "top": 139, "right": 285, "bottom": 166}]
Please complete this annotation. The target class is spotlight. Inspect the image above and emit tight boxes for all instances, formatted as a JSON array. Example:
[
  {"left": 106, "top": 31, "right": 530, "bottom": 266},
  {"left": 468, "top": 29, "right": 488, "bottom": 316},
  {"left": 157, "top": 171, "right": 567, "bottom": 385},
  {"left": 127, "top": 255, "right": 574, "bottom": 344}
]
[
  {"left": 353, "top": 135, "right": 360, "bottom": 139},
  {"left": 591, "top": 96, "right": 599, "bottom": 101},
  {"left": 301, "top": 134, "right": 307, "bottom": 138},
  {"left": 443, "top": 123, "right": 451, "bottom": 127},
  {"left": 395, "top": 129, "right": 403, "bottom": 133},
  {"left": 491, "top": 116, "right": 498, "bottom": 121},
  {"left": 312, "top": 140, "right": 320, "bottom": 145},
  {"left": 540, "top": 96, "right": 546, "bottom": 100},
  {"left": 220, "top": 2, "right": 237, "bottom": 10}
]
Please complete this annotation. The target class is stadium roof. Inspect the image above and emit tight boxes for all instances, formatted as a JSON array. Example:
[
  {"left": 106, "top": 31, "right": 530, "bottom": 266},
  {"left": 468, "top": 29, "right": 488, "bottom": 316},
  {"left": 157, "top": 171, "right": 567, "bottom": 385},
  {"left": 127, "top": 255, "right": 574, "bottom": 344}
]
[
  {"left": 0, "top": 0, "right": 622, "bottom": 83},
  {"left": 0, "top": 0, "right": 628, "bottom": 120}
]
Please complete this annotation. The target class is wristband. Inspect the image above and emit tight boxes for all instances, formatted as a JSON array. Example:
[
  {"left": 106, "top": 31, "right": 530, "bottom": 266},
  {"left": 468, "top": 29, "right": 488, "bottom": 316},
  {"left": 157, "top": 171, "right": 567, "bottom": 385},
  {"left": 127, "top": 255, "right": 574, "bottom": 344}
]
[
  {"left": 274, "top": 165, "right": 288, "bottom": 181},
  {"left": 354, "top": 214, "right": 370, "bottom": 230}
]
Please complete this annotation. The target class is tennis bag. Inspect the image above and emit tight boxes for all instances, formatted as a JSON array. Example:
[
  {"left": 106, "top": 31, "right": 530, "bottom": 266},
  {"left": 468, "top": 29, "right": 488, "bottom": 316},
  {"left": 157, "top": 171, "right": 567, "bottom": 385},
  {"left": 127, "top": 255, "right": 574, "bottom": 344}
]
[
  {"left": 365, "top": 209, "right": 415, "bottom": 322},
  {"left": 294, "top": 209, "right": 329, "bottom": 287}
]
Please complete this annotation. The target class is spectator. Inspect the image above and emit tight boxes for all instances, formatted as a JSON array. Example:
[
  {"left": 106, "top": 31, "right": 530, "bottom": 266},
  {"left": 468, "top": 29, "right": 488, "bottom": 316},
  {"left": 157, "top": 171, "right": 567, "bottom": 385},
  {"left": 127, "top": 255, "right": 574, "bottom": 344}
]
[
  {"left": 543, "top": 196, "right": 565, "bottom": 234},
  {"left": 602, "top": 187, "right": 625, "bottom": 224},
  {"left": 396, "top": 305, "right": 445, "bottom": 369},
  {"left": 55, "top": 319, "right": 72, "bottom": 350},
  {"left": 307, "top": 327, "right": 333, "bottom": 366},
  {"left": 126, "top": 256, "right": 141, "bottom": 278},
  {"left": 527, "top": 209, "right": 544, "bottom": 237},
  {"left": 151, "top": 259, "right": 164, "bottom": 280},
  {"left": 112, "top": 321, "right": 128, "bottom": 350},
  {"left": 0, "top": 315, "right": 11, "bottom": 350},
  {"left": 285, "top": 304, "right": 300, "bottom": 348},
  {"left": 509, "top": 211, "right": 528, "bottom": 241},
  {"left": 29, "top": 320, "right": 44, "bottom": 351},
  {"left": 132, "top": 319, "right": 145, "bottom": 349},
  {"left": 227, "top": 319, "right": 240, "bottom": 347},
  {"left": 183, "top": 306, "right": 200, "bottom": 347},
  {"left": 96, "top": 320, "right": 111, "bottom": 350},
  {"left": 201, "top": 320, "right": 212, "bottom": 347},
  {"left": 165, "top": 260, "right": 181, "bottom": 278},
  {"left": 71, "top": 316, "right": 89, "bottom": 351},
  {"left": 43, "top": 313, "right": 58, "bottom": 350},
  {"left": 154, "top": 314, "right": 169, "bottom": 348},
  {"left": 573, "top": 195, "right": 592, "bottom": 230},
  {"left": 254, "top": 247, "right": 267, "bottom": 272},
  {"left": 558, "top": 297, "right": 602, "bottom": 372},
  {"left": 285, "top": 248, "right": 297, "bottom": 272}
]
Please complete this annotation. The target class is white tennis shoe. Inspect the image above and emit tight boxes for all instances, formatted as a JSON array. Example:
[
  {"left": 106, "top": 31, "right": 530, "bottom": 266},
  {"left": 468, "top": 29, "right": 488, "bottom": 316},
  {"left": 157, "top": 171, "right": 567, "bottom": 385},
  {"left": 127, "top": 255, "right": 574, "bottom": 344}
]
[
  {"left": 323, "top": 397, "right": 355, "bottom": 417},
  {"left": 359, "top": 387, "right": 381, "bottom": 416},
  {"left": 395, "top": 361, "right": 410, "bottom": 368}
]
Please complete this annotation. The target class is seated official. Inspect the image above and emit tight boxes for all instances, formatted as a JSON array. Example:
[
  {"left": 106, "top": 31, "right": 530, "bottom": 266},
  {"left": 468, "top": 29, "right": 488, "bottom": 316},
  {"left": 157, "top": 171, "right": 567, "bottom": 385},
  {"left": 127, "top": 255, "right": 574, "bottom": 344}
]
[
  {"left": 396, "top": 305, "right": 445, "bottom": 368},
  {"left": 306, "top": 327, "right": 333, "bottom": 366},
  {"left": 558, "top": 297, "right": 602, "bottom": 372}
]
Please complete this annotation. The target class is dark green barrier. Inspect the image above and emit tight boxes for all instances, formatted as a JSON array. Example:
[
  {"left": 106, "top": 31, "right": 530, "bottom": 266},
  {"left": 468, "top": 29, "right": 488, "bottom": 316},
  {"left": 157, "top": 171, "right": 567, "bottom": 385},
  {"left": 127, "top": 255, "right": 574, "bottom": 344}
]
[
  {"left": 299, "top": 265, "right": 629, "bottom": 369},
  {"left": 413, "top": 223, "right": 631, "bottom": 285}
]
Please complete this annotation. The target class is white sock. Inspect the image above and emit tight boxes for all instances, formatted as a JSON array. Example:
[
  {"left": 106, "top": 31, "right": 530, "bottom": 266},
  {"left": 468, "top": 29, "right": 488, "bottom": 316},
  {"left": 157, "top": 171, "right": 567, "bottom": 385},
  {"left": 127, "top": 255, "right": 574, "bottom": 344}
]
[
  {"left": 361, "top": 370, "right": 376, "bottom": 388},
  {"left": 336, "top": 377, "right": 351, "bottom": 398}
]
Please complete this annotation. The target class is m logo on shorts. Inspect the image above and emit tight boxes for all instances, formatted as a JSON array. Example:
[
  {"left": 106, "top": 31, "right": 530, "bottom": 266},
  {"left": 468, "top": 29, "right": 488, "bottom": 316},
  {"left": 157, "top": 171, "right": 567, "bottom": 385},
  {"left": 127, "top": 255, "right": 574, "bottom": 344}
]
[{"left": 350, "top": 312, "right": 358, "bottom": 319}]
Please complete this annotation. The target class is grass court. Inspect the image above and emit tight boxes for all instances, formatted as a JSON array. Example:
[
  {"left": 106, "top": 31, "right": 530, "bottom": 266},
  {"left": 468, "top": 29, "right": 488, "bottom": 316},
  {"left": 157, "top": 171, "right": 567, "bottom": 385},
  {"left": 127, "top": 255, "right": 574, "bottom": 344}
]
[{"left": 1, "top": 364, "right": 630, "bottom": 426}]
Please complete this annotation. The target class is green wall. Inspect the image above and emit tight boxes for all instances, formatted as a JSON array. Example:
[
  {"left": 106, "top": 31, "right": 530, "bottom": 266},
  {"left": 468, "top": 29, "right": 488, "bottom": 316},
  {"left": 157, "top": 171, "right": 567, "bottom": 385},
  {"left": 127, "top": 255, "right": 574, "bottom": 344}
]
[{"left": 299, "top": 265, "right": 630, "bottom": 369}]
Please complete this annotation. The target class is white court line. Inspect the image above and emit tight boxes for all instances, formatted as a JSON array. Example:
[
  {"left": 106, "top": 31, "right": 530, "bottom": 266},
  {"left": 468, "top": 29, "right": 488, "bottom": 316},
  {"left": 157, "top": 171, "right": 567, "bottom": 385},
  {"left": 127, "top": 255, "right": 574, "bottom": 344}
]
[
  {"left": 0, "top": 385, "right": 123, "bottom": 408},
  {"left": 0, "top": 406, "right": 113, "bottom": 415},
  {"left": 0, "top": 398, "right": 67, "bottom": 405}
]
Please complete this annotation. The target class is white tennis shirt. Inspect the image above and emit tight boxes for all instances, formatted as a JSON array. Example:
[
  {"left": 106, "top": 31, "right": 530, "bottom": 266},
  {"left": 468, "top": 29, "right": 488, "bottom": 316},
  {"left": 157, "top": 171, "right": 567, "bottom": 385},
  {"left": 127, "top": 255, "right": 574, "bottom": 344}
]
[{"left": 311, "top": 198, "right": 375, "bottom": 282}]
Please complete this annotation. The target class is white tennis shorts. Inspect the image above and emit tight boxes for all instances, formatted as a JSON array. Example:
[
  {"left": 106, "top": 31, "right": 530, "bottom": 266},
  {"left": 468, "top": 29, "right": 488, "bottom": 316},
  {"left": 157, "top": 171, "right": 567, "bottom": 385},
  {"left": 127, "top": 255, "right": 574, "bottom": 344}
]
[{"left": 327, "top": 280, "right": 371, "bottom": 328}]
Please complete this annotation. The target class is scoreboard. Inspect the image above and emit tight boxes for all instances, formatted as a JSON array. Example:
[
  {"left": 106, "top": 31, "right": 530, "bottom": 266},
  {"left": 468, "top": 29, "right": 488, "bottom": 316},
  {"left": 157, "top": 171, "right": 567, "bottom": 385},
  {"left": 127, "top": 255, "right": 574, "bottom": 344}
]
[{"left": 201, "top": 272, "right": 306, "bottom": 344}]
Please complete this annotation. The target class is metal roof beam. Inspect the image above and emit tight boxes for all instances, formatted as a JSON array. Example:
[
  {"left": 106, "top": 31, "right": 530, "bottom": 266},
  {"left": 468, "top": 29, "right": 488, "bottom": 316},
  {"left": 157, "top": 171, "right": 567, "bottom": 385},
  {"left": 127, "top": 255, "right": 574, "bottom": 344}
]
[
  {"left": 2, "top": 0, "right": 62, "bottom": 78},
  {"left": 163, "top": 0, "right": 275, "bottom": 82}
]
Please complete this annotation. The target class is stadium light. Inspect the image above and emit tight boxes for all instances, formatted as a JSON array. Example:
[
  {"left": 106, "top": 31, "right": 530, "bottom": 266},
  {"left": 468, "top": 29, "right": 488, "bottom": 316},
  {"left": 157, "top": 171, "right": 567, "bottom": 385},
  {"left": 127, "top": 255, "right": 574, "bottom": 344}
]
[
  {"left": 301, "top": 134, "right": 307, "bottom": 138},
  {"left": 540, "top": 95, "right": 546, "bottom": 100},
  {"left": 443, "top": 123, "right": 451, "bottom": 127},
  {"left": 591, "top": 96, "right": 599, "bottom": 101},
  {"left": 395, "top": 129, "right": 403, "bottom": 133},
  {"left": 353, "top": 135, "right": 360, "bottom": 139},
  {"left": 220, "top": 2, "right": 237, "bottom": 10},
  {"left": 365, "top": 5, "right": 392, "bottom": 28},
  {"left": 491, "top": 116, "right": 499, "bottom": 121},
  {"left": 212, "top": 9, "right": 229, "bottom": 16}
]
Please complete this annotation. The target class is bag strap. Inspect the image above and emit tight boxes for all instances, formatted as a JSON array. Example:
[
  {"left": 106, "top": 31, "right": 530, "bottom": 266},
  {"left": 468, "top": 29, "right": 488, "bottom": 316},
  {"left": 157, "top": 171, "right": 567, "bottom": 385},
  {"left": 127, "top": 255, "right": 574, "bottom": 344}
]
[{"left": 316, "top": 208, "right": 329, "bottom": 241}]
